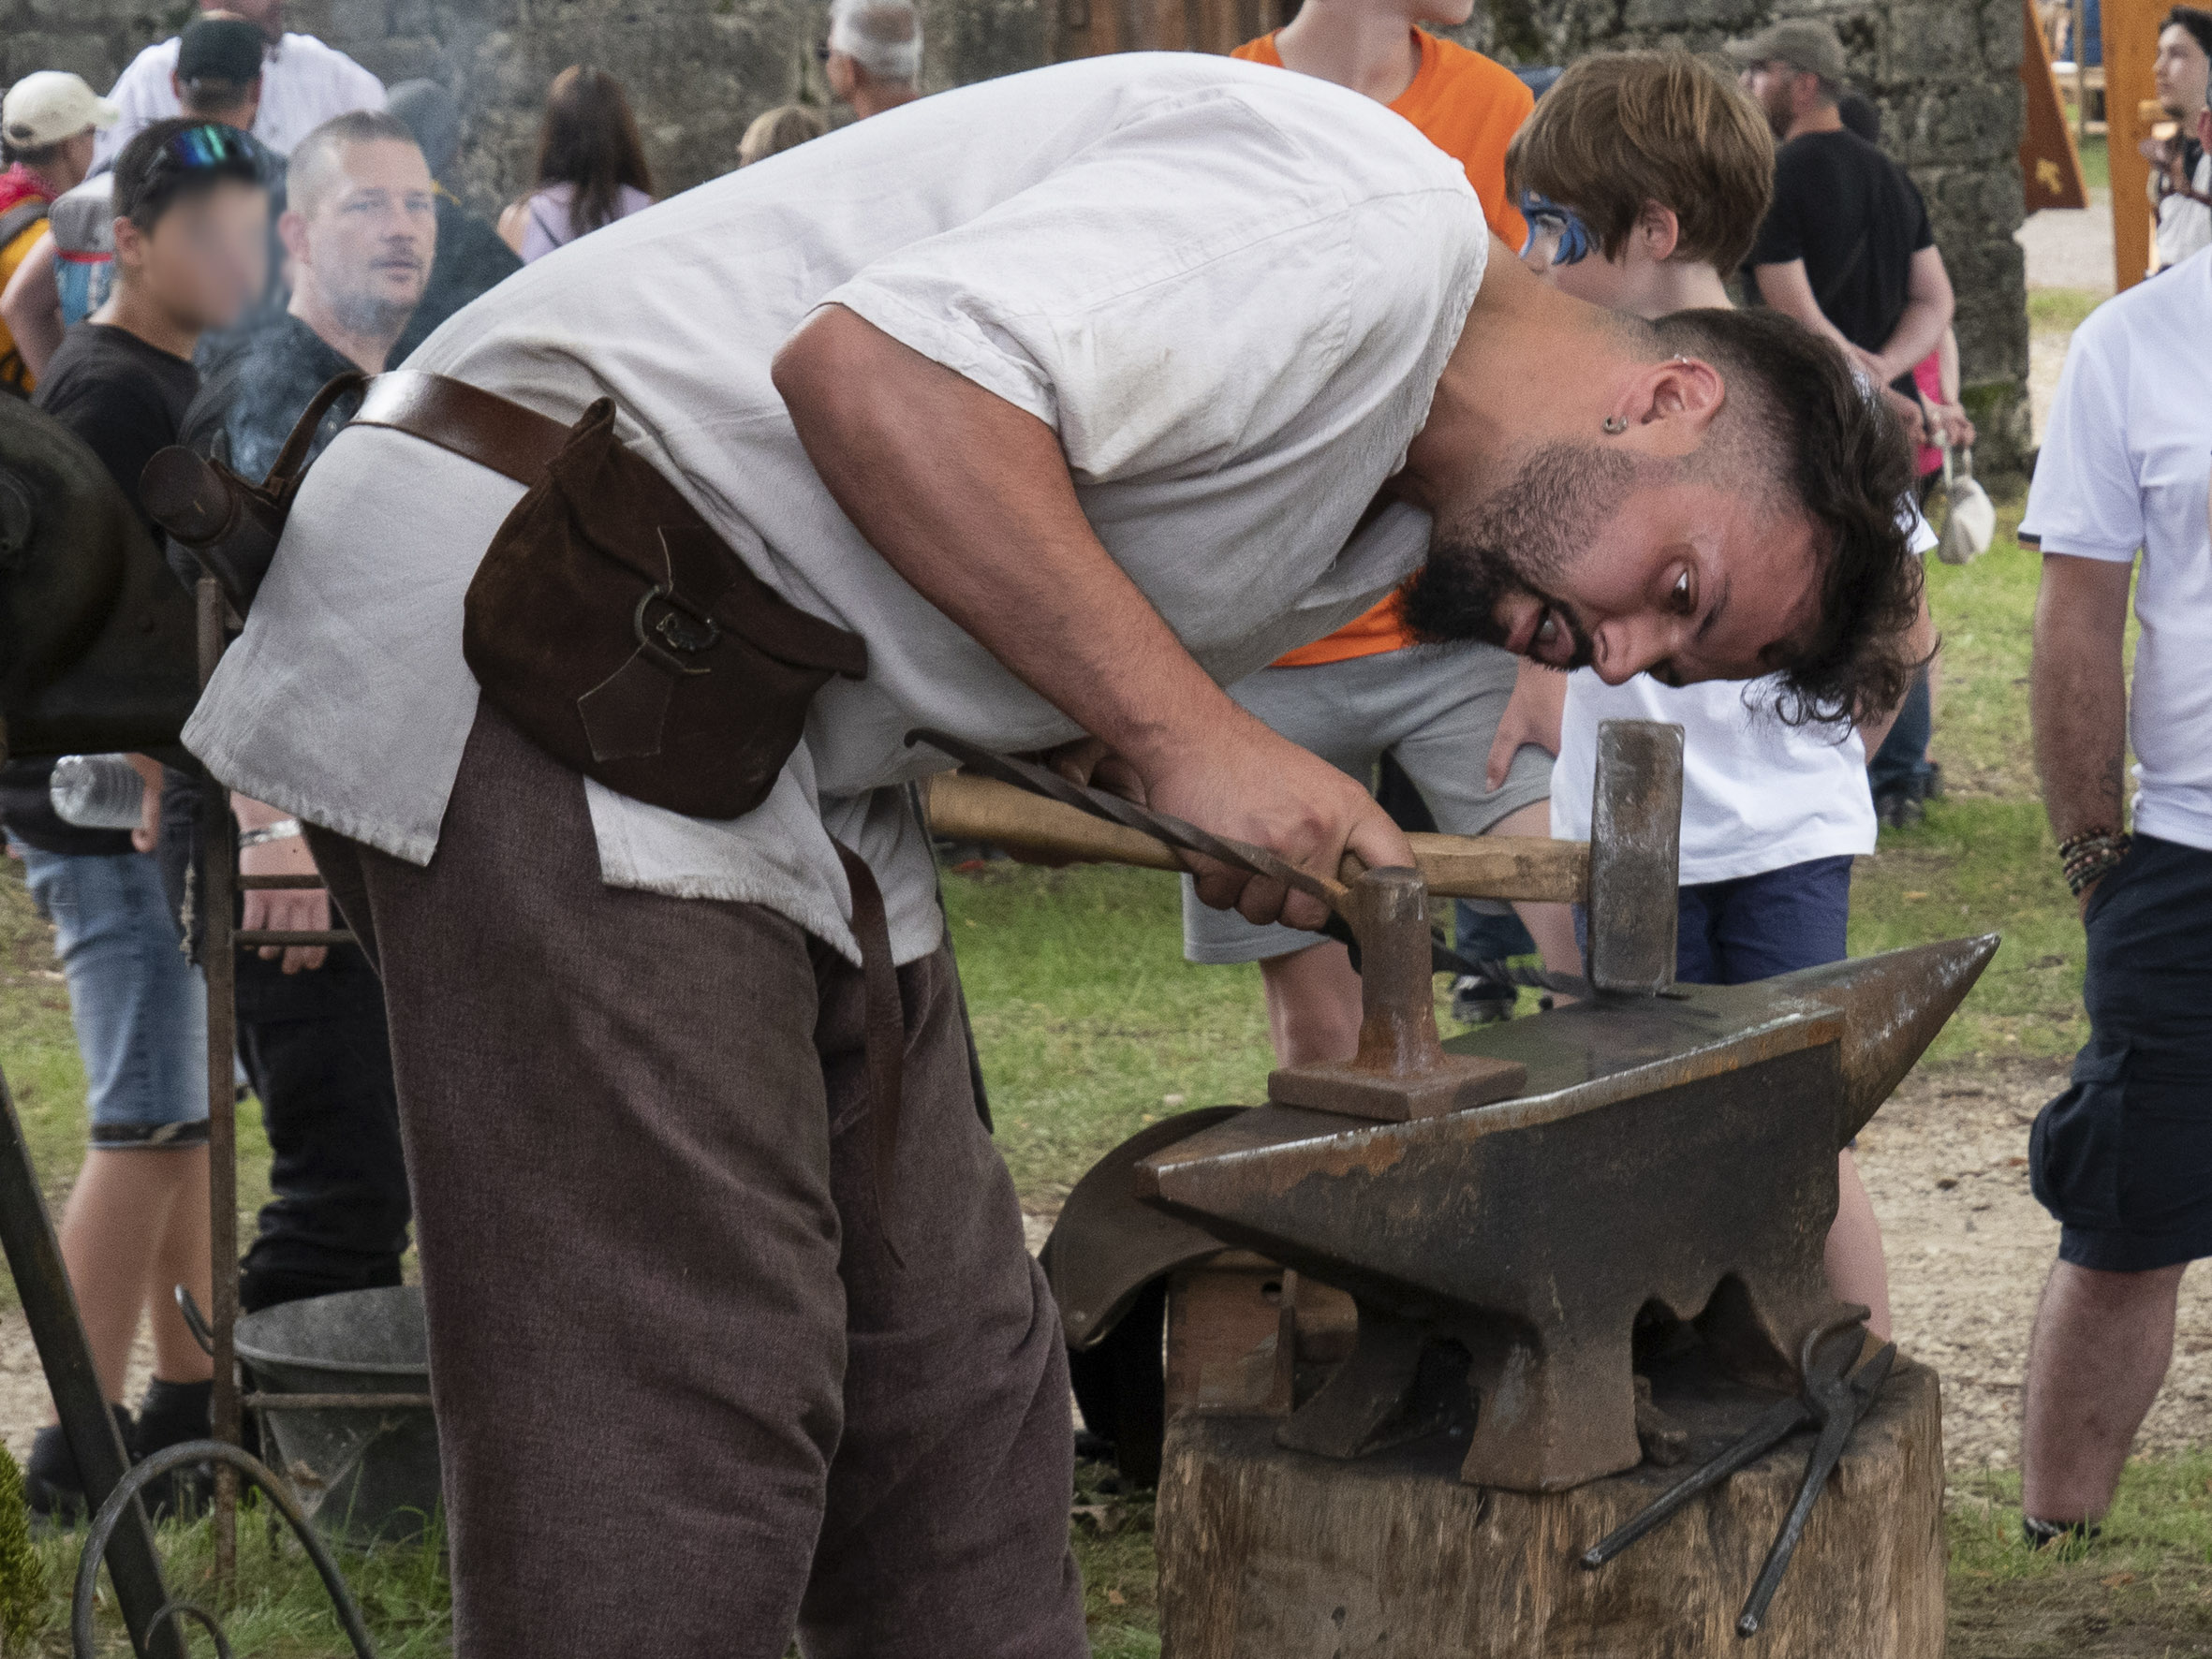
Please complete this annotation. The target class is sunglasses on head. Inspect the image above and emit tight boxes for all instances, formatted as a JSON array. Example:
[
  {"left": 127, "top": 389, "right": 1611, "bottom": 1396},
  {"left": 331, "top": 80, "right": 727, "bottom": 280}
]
[
  {"left": 1517, "top": 190, "right": 1594, "bottom": 272},
  {"left": 155, "top": 122, "right": 255, "bottom": 173}
]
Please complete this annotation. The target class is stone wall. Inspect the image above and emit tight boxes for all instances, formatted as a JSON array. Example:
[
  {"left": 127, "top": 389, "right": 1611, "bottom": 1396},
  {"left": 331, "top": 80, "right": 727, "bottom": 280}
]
[{"left": 3, "top": 0, "right": 2028, "bottom": 464}]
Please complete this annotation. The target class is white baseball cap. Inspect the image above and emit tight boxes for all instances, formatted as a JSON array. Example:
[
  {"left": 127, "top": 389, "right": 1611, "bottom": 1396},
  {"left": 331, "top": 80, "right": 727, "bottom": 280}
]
[{"left": 2, "top": 72, "right": 122, "bottom": 153}]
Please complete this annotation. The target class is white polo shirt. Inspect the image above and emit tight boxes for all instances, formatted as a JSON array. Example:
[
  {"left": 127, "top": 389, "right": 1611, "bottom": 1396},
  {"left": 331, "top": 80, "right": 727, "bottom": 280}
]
[
  {"left": 184, "top": 55, "right": 1486, "bottom": 965},
  {"left": 2019, "top": 246, "right": 2212, "bottom": 854},
  {"left": 96, "top": 31, "right": 383, "bottom": 166}
]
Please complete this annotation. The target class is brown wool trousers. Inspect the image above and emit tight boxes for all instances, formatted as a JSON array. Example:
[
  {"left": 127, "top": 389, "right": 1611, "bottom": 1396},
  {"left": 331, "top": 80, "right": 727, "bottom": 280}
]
[{"left": 310, "top": 704, "right": 1085, "bottom": 1658}]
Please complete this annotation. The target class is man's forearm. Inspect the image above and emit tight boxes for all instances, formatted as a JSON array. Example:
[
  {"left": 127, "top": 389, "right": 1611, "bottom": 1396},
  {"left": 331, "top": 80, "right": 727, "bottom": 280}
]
[
  {"left": 773, "top": 305, "right": 1243, "bottom": 776},
  {"left": 2031, "top": 556, "right": 2132, "bottom": 843},
  {"left": 1871, "top": 295, "right": 1949, "bottom": 386}
]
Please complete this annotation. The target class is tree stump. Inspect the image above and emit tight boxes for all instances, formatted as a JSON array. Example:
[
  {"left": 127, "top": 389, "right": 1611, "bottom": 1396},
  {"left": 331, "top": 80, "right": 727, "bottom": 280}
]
[{"left": 1157, "top": 1355, "right": 1945, "bottom": 1658}]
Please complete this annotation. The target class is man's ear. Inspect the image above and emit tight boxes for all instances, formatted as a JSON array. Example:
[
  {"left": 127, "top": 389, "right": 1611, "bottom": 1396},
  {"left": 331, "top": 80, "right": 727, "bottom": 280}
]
[
  {"left": 110, "top": 213, "right": 145, "bottom": 275},
  {"left": 170, "top": 69, "right": 184, "bottom": 102},
  {"left": 2199, "top": 103, "right": 2211, "bottom": 154},
  {"left": 276, "top": 208, "right": 309, "bottom": 268},
  {"left": 1636, "top": 201, "right": 1682, "bottom": 264},
  {"left": 1604, "top": 356, "right": 1725, "bottom": 457}
]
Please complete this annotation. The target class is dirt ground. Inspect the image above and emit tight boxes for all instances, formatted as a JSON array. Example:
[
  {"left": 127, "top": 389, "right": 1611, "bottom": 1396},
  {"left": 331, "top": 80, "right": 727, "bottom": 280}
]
[{"left": 1863, "top": 1057, "right": 2212, "bottom": 1472}]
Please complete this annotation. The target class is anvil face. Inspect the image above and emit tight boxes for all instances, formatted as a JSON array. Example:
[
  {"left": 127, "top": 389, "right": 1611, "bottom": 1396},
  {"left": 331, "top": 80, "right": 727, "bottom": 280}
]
[{"left": 1047, "top": 936, "right": 1998, "bottom": 1493}]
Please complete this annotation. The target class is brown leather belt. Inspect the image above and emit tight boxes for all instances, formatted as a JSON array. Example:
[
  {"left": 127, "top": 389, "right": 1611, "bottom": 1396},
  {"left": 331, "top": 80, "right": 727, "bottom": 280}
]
[{"left": 351, "top": 369, "right": 574, "bottom": 488}]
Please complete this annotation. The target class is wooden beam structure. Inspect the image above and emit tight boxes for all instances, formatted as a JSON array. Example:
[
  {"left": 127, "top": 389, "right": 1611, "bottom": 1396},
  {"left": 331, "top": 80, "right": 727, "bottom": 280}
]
[{"left": 2102, "top": 0, "right": 2170, "bottom": 288}]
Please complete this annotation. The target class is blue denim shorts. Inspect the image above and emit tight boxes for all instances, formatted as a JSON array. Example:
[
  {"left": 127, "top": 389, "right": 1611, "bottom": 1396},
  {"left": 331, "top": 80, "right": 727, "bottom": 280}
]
[{"left": 12, "top": 840, "right": 210, "bottom": 1146}]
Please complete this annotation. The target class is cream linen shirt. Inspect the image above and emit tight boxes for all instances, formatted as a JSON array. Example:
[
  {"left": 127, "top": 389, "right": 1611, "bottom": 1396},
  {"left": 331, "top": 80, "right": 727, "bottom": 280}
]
[{"left": 184, "top": 54, "right": 1487, "bottom": 965}]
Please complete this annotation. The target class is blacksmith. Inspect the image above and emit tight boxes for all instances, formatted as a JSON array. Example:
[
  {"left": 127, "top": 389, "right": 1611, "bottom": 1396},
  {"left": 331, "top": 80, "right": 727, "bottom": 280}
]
[{"left": 183, "top": 54, "right": 1919, "bottom": 1659}]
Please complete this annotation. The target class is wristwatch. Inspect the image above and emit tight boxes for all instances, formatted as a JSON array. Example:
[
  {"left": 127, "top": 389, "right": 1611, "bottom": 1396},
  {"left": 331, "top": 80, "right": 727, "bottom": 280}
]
[{"left": 236, "top": 817, "right": 304, "bottom": 849}]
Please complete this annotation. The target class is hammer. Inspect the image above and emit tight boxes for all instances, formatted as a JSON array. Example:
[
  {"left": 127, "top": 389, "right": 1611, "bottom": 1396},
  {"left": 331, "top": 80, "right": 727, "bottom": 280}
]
[{"left": 915, "top": 720, "right": 1685, "bottom": 997}]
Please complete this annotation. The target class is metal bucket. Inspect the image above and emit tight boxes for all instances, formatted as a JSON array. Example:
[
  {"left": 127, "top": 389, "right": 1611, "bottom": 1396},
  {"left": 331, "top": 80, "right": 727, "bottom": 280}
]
[{"left": 234, "top": 1285, "right": 440, "bottom": 1544}]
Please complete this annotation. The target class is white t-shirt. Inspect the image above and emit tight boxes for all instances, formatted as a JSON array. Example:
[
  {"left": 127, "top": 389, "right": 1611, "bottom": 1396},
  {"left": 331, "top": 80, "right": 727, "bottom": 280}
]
[
  {"left": 1552, "top": 512, "right": 1937, "bottom": 885},
  {"left": 96, "top": 31, "right": 384, "bottom": 166},
  {"left": 2019, "top": 245, "right": 2212, "bottom": 854},
  {"left": 2153, "top": 151, "right": 2211, "bottom": 273},
  {"left": 186, "top": 54, "right": 1485, "bottom": 965}
]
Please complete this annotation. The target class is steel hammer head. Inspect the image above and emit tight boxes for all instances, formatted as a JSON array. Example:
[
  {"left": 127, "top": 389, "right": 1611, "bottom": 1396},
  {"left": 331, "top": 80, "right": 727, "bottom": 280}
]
[{"left": 1585, "top": 720, "right": 1686, "bottom": 996}]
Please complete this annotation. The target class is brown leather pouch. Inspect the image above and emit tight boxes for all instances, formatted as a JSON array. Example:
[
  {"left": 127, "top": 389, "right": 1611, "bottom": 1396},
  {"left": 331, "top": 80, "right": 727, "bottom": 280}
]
[{"left": 461, "top": 397, "right": 868, "bottom": 822}]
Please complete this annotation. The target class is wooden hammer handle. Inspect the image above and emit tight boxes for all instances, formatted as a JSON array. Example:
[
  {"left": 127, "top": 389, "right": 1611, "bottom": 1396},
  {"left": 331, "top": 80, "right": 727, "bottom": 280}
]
[{"left": 922, "top": 773, "right": 1589, "bottom": 903}]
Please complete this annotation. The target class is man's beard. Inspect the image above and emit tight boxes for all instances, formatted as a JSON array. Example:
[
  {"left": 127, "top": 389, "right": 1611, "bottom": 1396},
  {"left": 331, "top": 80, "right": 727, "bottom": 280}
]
[{"left": 1398, "top": 440, "right": 1643, "bottom": 668}]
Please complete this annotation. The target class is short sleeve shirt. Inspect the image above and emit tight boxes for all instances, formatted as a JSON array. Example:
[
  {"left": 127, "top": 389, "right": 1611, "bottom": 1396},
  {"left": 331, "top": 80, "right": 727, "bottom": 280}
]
[
  {"left": 186, "top": 55, "right": 1489, "bottom": 964},
  {"left": 1747, "top": 130, "right": 1933, "bottom": 358},
  {"left": 2018, "top": 247, "right": 2212, "bottom": 853}
]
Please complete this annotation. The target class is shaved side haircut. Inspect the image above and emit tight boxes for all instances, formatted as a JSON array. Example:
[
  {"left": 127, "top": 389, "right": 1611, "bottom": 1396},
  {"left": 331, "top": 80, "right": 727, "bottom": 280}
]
[{"left": 288, "top": 109, "right": 421, "bottom": 221}]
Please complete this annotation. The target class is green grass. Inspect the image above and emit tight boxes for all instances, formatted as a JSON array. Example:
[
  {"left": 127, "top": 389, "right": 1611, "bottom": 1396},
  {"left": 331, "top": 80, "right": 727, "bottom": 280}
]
[
  {"left": 1947, "top": 1457, "right": 2212, "bottom": 1656},
  {"left": 19, "top": 1498, "right": 451, "bottom": 1657},
  {"left": 2078, "top": 133, "right": 2109, "bottom": 194},
  {"left": 2029, "top": 287, "right": 2105, "bottom": 335}
]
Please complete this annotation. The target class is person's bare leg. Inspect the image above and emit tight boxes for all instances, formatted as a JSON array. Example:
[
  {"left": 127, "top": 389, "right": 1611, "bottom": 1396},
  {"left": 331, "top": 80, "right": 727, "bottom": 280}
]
[
  {"left": 147, "top": 1146, "right": 214, "bottom": 1384},
  {"left": 1257, "top": 941, "right": 1363, "bottom": 1066},
  {"left": 2021, "top": 1258, "right": 2188, "bottom": 1523},
  {"left": 1492, "top": 800, "right": 1581, "bottom": 978},
  {"left": 51, "top": 1148, "right": 193, "bottom": 1403},
  {"left": 1824, "top": 1149, "right": 1891, "bottom": 1339}
]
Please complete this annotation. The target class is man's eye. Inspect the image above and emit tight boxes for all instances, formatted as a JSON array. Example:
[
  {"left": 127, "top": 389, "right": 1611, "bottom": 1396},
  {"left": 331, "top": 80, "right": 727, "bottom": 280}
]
[{"left": 1670, "top": 570, "right": 1693, "bottom": 613}]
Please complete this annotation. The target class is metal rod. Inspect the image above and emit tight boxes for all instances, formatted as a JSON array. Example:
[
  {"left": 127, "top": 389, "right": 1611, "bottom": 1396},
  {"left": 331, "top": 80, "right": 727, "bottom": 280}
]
[
  {"left": 196, "top": 574, "right": 241, "bottom": 1583},
  {"left": 236, "top": 874, "right": 327, "bottom": 890},
  {"left": 240, "top": 1392, "right": 435, "bottom": 1411},
  {"left": 0, "top": 1066, "right": 185, "bottom": 1659},
  {"left": 233, "top": 929, "right": 356, "bottom": 947}
]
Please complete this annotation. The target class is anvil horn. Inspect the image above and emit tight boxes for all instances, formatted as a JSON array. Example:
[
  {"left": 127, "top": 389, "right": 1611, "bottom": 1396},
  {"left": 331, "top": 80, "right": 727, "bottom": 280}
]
[{"left": 1769, "top": 932, "right": 2000, "bottom": 1145}]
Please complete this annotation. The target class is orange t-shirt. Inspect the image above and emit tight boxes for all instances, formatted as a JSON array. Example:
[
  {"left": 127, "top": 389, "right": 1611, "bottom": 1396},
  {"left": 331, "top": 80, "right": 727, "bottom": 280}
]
[{"left": 1233, "top": 28, "right": 1534, "bottom": 668}]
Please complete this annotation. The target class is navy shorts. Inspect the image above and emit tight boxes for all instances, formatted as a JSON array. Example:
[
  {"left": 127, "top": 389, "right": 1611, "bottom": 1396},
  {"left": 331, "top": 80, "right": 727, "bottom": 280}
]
[
  {"left": 1676, "top": 855, "right": 1854, "bottom": 987},
  {"left": 2031, "top": 834, "right": 2212, "bottom": 1272}
]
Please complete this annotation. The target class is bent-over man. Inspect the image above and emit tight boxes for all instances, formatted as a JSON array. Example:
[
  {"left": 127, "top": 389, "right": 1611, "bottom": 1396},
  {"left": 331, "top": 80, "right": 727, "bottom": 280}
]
[{"left": 184, "top": 53, "right": 1922, "bottom": 1659}]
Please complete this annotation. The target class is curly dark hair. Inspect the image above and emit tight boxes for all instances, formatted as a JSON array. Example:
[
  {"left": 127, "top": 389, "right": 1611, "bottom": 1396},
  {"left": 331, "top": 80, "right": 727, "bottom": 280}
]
[{"left": 1650, "top": 307, "right": 1924, "bottom": 726}]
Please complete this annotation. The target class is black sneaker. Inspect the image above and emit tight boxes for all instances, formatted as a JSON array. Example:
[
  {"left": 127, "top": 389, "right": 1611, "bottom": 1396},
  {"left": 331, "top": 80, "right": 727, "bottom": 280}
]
[
  {"left": 1451, "top": 967, "right": 1516, "bottom": 1026},
  {"left": 1875, "top": 789, "right": 1925, "bottom": 830},
  {"left": 24, "top": 1404, "right": 135, "bottom": 1525},
  {"left": 129, "top": 1378, "right": 214, "bottom": 1520},
  {"left": 2023, "top": 1514, "right": 2100, "bottom": 1550},
  {"left": 1922, "top": 763, "right": 1945, "bottom": 801}
]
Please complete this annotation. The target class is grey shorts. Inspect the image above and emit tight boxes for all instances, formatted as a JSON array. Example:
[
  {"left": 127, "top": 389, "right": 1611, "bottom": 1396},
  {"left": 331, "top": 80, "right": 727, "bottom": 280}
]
[{"left": 1181, "top": 642, "right": 1552, "bottom": 965}]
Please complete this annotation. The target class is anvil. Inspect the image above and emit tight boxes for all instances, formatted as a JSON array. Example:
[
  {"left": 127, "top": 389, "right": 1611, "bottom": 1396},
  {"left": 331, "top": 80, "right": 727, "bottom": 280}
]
[{"left": 1049, "top": 936, "right": 1996, "bottom": 1492}]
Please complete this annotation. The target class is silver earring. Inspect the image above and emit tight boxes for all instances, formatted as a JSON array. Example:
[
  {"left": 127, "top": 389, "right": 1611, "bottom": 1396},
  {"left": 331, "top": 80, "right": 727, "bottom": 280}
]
[{"left": 1602, "top": 415, "right": 1629, "bottom": 434}]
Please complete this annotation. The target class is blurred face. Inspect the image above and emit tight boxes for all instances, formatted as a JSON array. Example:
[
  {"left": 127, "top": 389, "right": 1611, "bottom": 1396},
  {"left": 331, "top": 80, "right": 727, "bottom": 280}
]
[
  {"left": 1402, "top": 441, "right": 1824, "bottom": 687},
  {"left": 1739, "top": 62, "right": 1802, "bottom": 138},
  {"left": 286, "top": 138, "right": 435, "bottom": 337},
  {"left": 120, "top": 178, "right": 270, "bottom": 332},
  {"left": 2155, "top": 23, "right": 2210, "bottom": 118}
]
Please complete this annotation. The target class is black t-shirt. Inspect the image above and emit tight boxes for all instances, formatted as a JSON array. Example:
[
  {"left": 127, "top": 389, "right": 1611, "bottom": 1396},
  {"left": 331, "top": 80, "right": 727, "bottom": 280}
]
[
  {"left": 1746, "top": 129, "right": 1935, "bottom": 359},
  {"left": 0, "top": 322, "right": 199, "bottom": 856}
]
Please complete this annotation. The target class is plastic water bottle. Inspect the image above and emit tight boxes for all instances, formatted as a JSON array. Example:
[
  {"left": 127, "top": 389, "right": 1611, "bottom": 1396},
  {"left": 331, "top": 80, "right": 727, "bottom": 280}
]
[{"left": 49, "top": 754, "right": 146, "bottom": 830}]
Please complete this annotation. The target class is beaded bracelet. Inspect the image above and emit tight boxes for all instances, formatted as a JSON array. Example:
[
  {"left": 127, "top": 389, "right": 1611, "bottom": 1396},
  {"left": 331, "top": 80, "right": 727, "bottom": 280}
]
[{"left": 2058, "top": 829, "right": 2130, "bottom": 897}]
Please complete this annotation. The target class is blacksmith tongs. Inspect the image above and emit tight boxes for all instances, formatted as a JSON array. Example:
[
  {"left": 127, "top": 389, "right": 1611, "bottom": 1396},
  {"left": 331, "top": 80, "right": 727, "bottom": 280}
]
[{"left": 1578, "top": 1308, "right": 1897, "bottom": 1638}]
